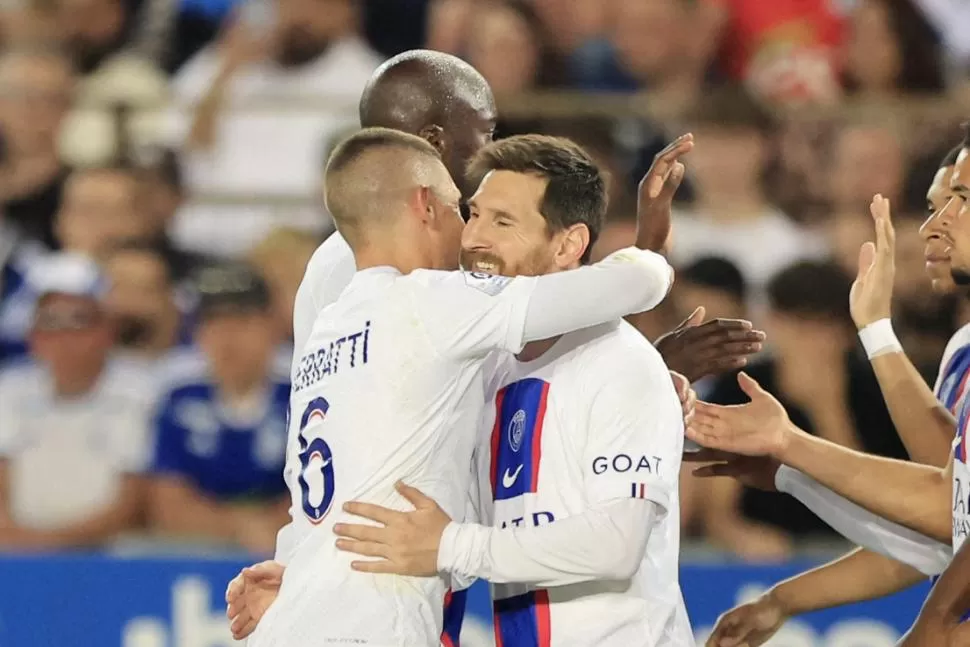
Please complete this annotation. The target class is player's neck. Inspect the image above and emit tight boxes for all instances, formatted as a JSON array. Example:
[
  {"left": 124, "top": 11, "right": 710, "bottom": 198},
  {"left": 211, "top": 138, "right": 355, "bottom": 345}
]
[
  {"left": 353, "top": 244, "right": 428, "bottom": 276},
  {"left": 517, "top": 336, "right": 560, "bottom": 362}
]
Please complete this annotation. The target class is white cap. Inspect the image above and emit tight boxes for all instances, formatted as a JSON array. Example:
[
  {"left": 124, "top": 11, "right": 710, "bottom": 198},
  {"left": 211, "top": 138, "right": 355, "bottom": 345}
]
[{"left": 26, "top": 252, "right": 109, "bottom": 300}]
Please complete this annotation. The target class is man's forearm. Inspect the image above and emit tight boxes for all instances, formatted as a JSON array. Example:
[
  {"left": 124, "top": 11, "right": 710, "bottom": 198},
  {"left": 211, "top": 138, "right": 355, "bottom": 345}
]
[
  {"left": 522, "top": 247, "right": 673, "bottom": 343},
  {"left": 185, "top": 64, "right": 236, "bottom": 151},
  {"left": 777, "top": 466, "right": 950, "bottom": 574},
  {"left": 870, "top": 350, "right": 955, "bottom": 466},
  {"left": 771, "top": 548, "right": 926, "bottom": 616},
  {"left": 438, "top": 499, "right": 656, "bottom": 588},
  {"left": 778, "top": 428, "right": 951, "bottom": 541}
]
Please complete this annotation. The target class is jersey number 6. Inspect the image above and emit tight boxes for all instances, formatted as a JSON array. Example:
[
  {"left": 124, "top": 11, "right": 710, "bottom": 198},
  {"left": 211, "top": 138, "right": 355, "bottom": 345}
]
[{"left": 297, "top": 396, "right": 336, "bottom": 524}]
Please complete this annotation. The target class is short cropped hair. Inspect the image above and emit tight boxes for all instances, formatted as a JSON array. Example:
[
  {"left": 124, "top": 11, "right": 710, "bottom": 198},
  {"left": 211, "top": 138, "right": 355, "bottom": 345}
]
[
  {"left": 325, "top": 127, "right": 440, "bottom": 177},
  {"left": 466, "top": 134, "right": 606, "bottom": 263},
  {"left": 324, "top": 127, "right": 447, "bottom": 244}
]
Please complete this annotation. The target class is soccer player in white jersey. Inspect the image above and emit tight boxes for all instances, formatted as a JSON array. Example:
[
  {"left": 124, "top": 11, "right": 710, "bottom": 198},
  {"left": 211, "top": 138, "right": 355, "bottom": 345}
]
[
  {"left": 700, "top": 144, "right": 970, "bottom": 646},
  {"left": 228, "top": 49, "right": 761, "bottom": 644},
  {"left": 684, "top": 132, "right": 970, "bottom": 646},
  {"left": 318, "top": 134, "right": 695, "bottom": 647},
  {"left": 247, "top": 127, "right": 678, "bottom": 647},
  {"left": 699, "top": 145, "right": 970, "bottom": 647}
]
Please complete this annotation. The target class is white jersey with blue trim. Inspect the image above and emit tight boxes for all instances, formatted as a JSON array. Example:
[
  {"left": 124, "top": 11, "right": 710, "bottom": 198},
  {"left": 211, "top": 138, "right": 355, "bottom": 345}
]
[
  {"left": 941, "top": 323, "right": 970, "bottom": 553},
  {"left": 476, "top": 321, "right": 694, "bottom": 647},
  {"left": 251, "top": 265, "right": 539, "bottom": 647}
]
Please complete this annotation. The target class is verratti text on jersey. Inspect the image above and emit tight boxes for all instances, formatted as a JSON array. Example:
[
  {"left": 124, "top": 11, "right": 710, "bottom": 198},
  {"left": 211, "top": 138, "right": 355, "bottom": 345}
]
[{"left": 293, "top": 321, "right": 371, "bottom": 393}]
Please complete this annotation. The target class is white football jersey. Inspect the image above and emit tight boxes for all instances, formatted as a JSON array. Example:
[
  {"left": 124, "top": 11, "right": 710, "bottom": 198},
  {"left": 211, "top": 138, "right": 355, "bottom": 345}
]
[
  {"left": 939, "top": 323, "right": 970, "bottom": 553},
  {"left": 476, "top": 321, "right": 694, "bottom": 647},
  {"left": 251, "top": 266, "right": 540, "bottom": 647}
]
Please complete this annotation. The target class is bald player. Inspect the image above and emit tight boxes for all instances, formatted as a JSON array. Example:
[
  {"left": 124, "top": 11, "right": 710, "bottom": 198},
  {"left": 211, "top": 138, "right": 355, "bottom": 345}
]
[{"left": 247, "top": 128, "right": 675, "bottom": 647}]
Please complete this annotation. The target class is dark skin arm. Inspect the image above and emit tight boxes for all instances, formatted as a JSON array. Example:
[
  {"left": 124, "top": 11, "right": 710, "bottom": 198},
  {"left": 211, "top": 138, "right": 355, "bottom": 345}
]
[{"left": 626, "top": 133, "right": 765, "bottom": 381}]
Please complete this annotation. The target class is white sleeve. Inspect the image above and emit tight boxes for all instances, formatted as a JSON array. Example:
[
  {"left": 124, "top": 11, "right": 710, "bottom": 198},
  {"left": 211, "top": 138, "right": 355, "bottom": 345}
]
[
  {"left": 413, "top": 247, "right": 673, "bottom": 360},
  {"left": 776, "top": 465, "right": 952, "bottom": 576},
  {"left": 582, "top": 346, "right": 683, "bottom": 510},
  {"left": 0, "top": 372, "right": 22, "bottom": 457},
  {"left": 438, "top": 498, "right": 658, "bottom": 587}
]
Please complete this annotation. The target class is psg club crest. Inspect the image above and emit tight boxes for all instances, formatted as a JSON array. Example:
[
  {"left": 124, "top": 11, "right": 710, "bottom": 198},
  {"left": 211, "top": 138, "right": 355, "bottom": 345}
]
[{"left": 508, "top": 409, "right": 526, "bottom": 453}]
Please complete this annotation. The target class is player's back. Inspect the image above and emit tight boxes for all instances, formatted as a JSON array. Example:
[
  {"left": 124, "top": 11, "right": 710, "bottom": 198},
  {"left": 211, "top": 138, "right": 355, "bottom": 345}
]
[{"left": 252, "top": 267, "right": 501, "bottom": 647}]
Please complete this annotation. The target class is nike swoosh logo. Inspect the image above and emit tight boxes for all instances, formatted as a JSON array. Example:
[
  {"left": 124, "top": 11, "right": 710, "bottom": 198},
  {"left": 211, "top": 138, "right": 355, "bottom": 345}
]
[{"left": 502, "top": 465, "right": 524, "bottom": 488}]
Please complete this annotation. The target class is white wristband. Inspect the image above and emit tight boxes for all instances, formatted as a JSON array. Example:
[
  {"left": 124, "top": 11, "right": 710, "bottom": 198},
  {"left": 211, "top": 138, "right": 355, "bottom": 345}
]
[{"left": 858, "top": 318, "right": 902, "bottom": 359}]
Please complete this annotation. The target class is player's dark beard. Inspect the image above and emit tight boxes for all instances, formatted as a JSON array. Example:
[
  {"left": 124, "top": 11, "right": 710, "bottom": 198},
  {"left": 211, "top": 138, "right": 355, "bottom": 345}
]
[{"left": 952, "top": 267, "right": 970, "bottom": 286}]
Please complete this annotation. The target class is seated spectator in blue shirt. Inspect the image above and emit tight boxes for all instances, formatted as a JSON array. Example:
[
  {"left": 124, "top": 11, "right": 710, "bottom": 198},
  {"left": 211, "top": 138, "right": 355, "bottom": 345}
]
[{"left": 149, "top": 263, "right": 291, "bottom": 554}]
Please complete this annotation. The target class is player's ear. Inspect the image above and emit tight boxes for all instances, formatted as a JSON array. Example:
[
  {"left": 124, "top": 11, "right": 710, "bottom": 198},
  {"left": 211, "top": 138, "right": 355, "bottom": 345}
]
[
  {"left": 418, "top": 125, "right": 447, "bottom": 157},
  {"left": 414, "top": 185, "right": 437, "bottom": 226},
  {"left": 554, "top": 223, "right": 590, "bottom": 270}
]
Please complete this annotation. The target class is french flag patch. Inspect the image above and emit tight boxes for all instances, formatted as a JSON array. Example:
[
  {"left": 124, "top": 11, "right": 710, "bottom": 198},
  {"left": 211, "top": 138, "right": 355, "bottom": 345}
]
[{"left": 631, "top": 483, "right": 648, "bottom": 499}]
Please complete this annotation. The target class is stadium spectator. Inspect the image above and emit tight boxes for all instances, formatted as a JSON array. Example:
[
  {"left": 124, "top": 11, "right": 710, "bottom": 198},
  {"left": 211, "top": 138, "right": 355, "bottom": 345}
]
[
  {"left": 0, "top": 253, "right": 152, "bottom": 549},
  {"left": 703, "top": 260, "right": 904, "bottom": 558},
  {"left": 148, "top": 263, "right": 290, "bottom": 554},
  {"left": 571, "top": 0, "right": 711, "bottom": 116},
  {"left": 54, "top": 166, "right": 156, "bottom": 260},
  {"left": 701, "top": 0, "right": 844, "bottom": 105},
  {"left": 246, "top": 227, "right": 319, "bottom": 342},
  {"left": 842, "top": 0, "right": 945, "bottom": 97},
  {"left": 0, "top": 49, "right": 75, "bottom": 249},
  {"left": 827, "top": 120, "right": 906, "bottom": 274},
  {"left": 463, "top": 0, "right": 561, "bottom": 97},
  {"left": 670, "top": 91, "right": 828, "bottom": 305},
  {"left": 103, "top": 243, "right": 186, "bottom": 359},
  {"left": 168, "top": 0, "right": 382, "bottom": 255}
]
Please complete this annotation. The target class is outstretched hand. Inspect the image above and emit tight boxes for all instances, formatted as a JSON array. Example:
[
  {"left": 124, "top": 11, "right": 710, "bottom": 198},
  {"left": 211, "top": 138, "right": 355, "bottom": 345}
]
[
  {"left": 655, "top": 306, "right": 766, "bottom": 383},
  {"left": 704, "top": 591, "right": 789, "bottom": 647},
  {"left": 849, "top": 194, "right": 896, "bottom": 329},
  {"left": 636, "top": 133, "right": 694, "bottom": 252},
  {"left": 686, "top": 372, "right": 792, "bottom": 458},
  {"left": 225, "top": 560, "right": 284, "bottom": 640},
  {"left": 335, "top": 481, "right": 451, "bottom": 577}
]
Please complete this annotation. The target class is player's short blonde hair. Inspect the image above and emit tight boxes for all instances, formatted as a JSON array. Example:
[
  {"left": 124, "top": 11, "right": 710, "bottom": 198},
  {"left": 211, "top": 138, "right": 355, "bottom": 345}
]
[{"left": 324, "top": 127, "right": 449, "bottom": 246}]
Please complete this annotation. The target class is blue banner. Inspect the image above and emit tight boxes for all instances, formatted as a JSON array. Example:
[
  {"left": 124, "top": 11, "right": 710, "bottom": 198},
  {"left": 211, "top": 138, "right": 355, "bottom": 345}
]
[{"left": 0, "top": 554, "right": 931, "bottom": 647}]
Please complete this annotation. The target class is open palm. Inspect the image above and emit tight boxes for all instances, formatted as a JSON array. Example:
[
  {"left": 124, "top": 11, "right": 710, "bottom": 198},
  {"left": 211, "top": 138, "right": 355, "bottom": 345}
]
[
  {"left": 849, "top": 194, "right": 895, "bottom": 328},
  {"left": 687, "top": 372, "right": 791, "bottom": 457}
]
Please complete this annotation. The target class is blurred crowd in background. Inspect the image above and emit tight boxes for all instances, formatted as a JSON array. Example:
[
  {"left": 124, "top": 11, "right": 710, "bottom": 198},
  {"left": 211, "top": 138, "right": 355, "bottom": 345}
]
[{"left": 0, "top": 0, "right": 968, "bottom": 561}]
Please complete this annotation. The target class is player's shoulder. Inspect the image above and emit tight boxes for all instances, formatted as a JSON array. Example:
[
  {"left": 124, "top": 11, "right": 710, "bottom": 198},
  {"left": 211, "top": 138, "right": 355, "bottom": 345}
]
[
  {"left": 405, "top": 269, "right": 516, "bottom": 297},
  {"left": 572, "top": 320, "right": 665, "bottom": 372},
  {"left": 943, "top": 323, "right": 970, "bottom": 366}
]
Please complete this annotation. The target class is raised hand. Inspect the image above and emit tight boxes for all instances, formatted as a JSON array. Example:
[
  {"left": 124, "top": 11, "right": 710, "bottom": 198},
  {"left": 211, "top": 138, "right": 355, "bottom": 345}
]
[
  {"left": 655, "top": 306, "right": 766, "bottom": 383},
  {"left": 225, "top": 560, "right": 284, "bottom": 640},
  {"left": 849, "top": 194, "right": 895, "bottom": 329},
  {"left": 636, "top": 133, "right": 694, "bottom": 252},
  {"left": 335, "top": 481, "right": 451, "bottom": 576},
  {"left": 705, "top": 592, "right": 788, "bottom": 647},
  {"left": 686, "top": 372, "right": 792, "bottom": 457}
]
